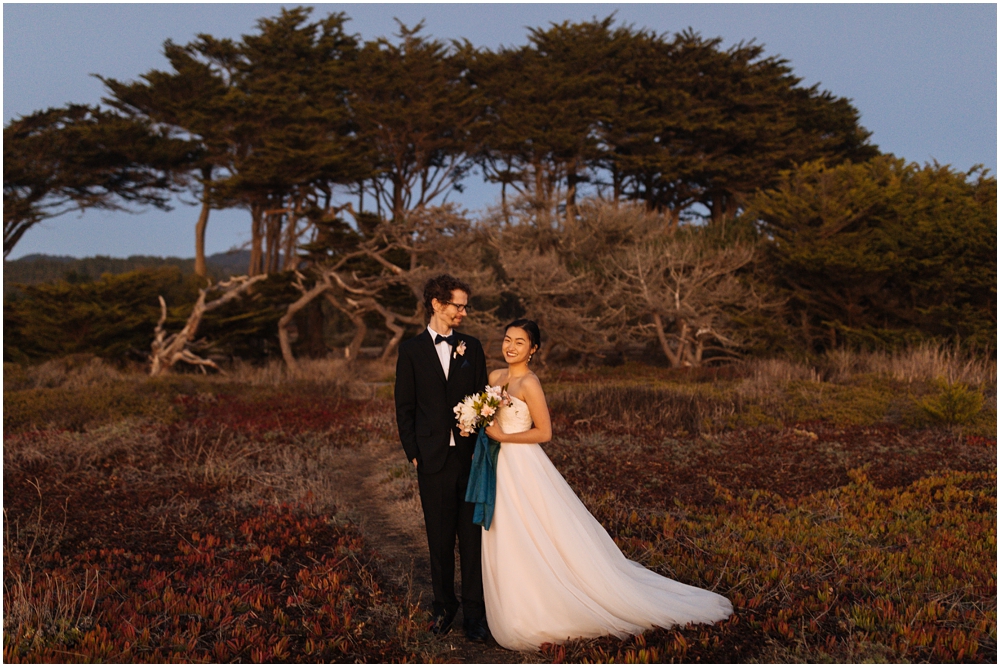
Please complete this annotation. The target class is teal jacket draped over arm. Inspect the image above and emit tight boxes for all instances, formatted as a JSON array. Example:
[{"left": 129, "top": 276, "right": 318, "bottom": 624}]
[{"left": 465, "top": 427, "right": 501, "bottom": 530}]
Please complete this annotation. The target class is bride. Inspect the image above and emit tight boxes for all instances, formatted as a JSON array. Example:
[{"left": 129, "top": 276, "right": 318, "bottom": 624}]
[{"left": 481, "top": 319, "right": 733, "bottom": 651}]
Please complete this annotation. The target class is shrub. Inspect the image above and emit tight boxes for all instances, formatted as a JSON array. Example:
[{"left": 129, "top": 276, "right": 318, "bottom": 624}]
[
  {"left": 3, "top": 383, "right": 178, "bottom": 433},
  {"left": 3, "top": 356, "right": 123, "bottom": 391},
  {"left": 917, "top": 379, "right": 986, "bottom": 426},
  {"left": 783, "top": 378, "right": 894, "bottom": 425},
  {"left": 3, "top": 267, "right": 198, "bottom": 362},
  {"left": 3, "top": 269, "right": 303, "bottom": 365},
  {"left": 749, "top": 157, "right": 996, "bottom": 351}
]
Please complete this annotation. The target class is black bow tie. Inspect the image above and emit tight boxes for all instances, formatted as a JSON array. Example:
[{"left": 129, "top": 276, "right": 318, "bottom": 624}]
[{"left": 434, "top": 333, "right": 457, "bottom": 346}]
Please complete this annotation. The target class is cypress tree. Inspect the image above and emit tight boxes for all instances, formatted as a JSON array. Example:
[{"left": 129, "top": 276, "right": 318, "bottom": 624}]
[
  {"left": 3, "top": 105, "right": 191, "bottom": 258},
  {"left": 350, "top": 22, "right": 483, "bottom": 221}
]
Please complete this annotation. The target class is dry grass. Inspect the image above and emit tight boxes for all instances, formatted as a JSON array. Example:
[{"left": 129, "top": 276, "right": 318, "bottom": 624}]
[
  {"left": 742, "top": 343, "right": 997, "bottom": 388},
  {"left": 867, "top": 342, "right": 997, "bottom": 387},
  {"left": 3, "top": 356, "right": 123, "bottom": 391},
  {"left": 3, "top": 356, "right": 396, "bottom": 393},
  {"left": 225, "top": 357, "right": 396, "bottom": 388},
  {"left": 735, "top": 357, "right": 822, "bottom": 388},
  {"left": 3, "top": 568, "right": 99, "bottom": 648}
]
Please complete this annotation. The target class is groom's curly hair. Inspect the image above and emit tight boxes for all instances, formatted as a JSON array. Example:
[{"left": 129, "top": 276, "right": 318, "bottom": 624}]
[{"left": 423, "top": 274, "right": 472, "bottom": 316}]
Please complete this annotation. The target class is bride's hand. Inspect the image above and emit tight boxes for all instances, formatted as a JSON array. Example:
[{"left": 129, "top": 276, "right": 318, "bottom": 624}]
[{"left": 485, "top": 422, "right": 505, "bottom": 441}]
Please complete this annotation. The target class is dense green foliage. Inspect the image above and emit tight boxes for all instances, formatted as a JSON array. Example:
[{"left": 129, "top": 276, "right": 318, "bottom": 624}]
[
  {"left": 3, "top": 267, "right": 304, "bottom": 364},
  {"left": 748, "top": 156, "right": 997, "bottom": 350},
  {"left": 3, "top": 268, "right": 195, "bottom": 362}
]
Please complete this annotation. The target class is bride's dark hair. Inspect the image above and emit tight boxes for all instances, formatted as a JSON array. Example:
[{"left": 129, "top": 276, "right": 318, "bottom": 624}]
[{"left": 505, "top": 319, "right": 541, "bottom": 354}]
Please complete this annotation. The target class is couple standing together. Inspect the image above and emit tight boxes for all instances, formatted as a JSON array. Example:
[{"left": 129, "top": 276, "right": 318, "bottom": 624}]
[{"left": 394, "top": 274, "right": 732, "bottom": 651}]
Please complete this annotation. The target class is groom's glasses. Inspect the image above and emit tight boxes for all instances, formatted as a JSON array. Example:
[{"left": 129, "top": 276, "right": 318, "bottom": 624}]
[{"left": 444, "top": 301, "right": 473, "bottom": 313}]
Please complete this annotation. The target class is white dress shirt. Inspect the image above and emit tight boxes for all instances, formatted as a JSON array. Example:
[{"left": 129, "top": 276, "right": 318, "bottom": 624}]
[{"left": 427, "top": 325, "right": 457, "bottom": 447}]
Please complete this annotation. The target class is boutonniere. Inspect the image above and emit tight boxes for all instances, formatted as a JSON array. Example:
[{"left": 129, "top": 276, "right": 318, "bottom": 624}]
[{"left": 454, "top": 340, "right": 467, "bottom": 359}]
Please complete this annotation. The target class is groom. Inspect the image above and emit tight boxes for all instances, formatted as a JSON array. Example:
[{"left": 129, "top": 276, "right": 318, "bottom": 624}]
[{"left": 394, "top": 274, "right": 489, "bottom": 641}]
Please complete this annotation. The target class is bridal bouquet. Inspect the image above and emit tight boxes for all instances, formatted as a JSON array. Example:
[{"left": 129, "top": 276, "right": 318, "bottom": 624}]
[{"left": 454, "top": 384, "right": 510, "bottom": 434}]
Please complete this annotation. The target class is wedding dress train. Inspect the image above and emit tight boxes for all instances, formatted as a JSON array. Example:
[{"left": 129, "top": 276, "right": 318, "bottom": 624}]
[{"left": 481, "top": 395, "right": 732, "bottom": 651}]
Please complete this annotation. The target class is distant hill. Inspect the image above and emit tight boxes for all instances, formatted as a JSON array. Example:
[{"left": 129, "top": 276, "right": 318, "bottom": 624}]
[{"left": 3, "top": 251, "right": 253, "bottom": 296}]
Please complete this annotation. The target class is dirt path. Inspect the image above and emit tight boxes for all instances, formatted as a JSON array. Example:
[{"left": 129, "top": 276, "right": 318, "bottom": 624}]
[{"left": 327, "top": 428, "right": 536, "bottom": 664}]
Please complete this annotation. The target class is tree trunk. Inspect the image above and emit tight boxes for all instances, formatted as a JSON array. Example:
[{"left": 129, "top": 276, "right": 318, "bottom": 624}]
[
  {"left": 194, "top": 198, "right": 211, "bottom": 279},
  {"left": 325, "top": 292, "right": 367, "bottom": 361},
  {"left": 710, "top": 195, "right": 723, "bottom": 226},
  {"left": 194, "top": 167, "right": 213, "bottom": 279},
  {"left": 675, "top": 320, "right": 692, "bottom": 367},
  {"left": 380, "top": 314, "right": 405, "bottom": 362},
  {"left": 392, "top": 174, "right": 405, "bottom": 222},
  {"left": 249, "top": 204, "right": 264, "bottom": 276},
  {"left": 652, "top": 312, "right": 683, "bottom": 368},
  {"left": 501, "top": 180, "right": 508, "bottom": 225},
  {"left": 534, "top": 161, "right": 545, "bottom": 210},
  {"left": 693, "top": 332, "right": 707, "bottom": 366},
  {"left": 566, "top": 167, "right": 578, "bottom": 224},
  {"left": 266, "top": 212, "right": 282, "bottom": 274},
  {"left": 295, "top": 296, "right": 327, "bottom": 358},
  {"left": 278, "top": 280, "right": 330, "bottom": 373},
  {"left": 282, "top": 205, "right": 298, "bottom": 272}
]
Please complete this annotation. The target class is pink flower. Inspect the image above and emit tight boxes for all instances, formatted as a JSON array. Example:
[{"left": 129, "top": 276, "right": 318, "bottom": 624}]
[{"left": 481, "top": 404, "right": 495, "bottom": 418}]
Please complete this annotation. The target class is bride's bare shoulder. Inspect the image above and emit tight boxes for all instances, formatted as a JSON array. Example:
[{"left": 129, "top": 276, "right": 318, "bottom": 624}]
[
  {"left": 489, "top": 368, "right": 507, "bottom": 385},
  {"left": 521, "top": 372, "right": 545, "bottom": 396}
]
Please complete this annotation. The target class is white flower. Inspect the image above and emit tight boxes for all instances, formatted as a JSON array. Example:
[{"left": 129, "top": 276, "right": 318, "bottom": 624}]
[{"left": 454, "top": 386, "right": 510, "bottom": 432}]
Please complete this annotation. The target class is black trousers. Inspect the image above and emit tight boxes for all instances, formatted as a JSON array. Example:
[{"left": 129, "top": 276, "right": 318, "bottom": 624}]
[{"left": 417, "top": 447, "right": 485, "bottom": 623}]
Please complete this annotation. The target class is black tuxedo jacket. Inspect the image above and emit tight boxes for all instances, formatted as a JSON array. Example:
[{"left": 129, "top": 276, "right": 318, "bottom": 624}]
[{"left": 394, "top": 329, "right": 488, "bottom": 475}]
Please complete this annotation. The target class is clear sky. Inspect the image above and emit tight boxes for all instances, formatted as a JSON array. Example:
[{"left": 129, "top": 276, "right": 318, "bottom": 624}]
[{"left": 4, "top": 2, "right": 997, "bottom": 260}]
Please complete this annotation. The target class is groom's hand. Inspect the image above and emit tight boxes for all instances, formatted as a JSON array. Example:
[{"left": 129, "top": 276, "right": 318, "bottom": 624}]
[{"left": 411, "top": 458, "right": 418, "bottom": 470}]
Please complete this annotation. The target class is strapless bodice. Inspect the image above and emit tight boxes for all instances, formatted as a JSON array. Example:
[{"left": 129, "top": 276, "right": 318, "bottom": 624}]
[{"left": 496, "top": 395, "right": 533, "bottom": 434}]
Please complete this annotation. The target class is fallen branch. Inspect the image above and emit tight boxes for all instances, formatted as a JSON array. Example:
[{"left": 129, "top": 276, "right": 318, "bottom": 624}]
[{"left": 150, "top": 275, "right": 267, "bottom": 376}]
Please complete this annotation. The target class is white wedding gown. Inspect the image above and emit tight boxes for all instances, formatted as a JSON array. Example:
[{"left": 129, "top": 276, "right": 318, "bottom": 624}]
[{"left": 481, "top": 395, "right": 733, "bottom": 651}]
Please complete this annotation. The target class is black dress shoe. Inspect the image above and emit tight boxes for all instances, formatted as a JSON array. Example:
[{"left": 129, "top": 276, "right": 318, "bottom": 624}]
[
  {"left": 464, "top": 617, "right": 489, "bottom": 642},
  {"left": 430, "top": 610, "right": 457, "bottom": 635}
]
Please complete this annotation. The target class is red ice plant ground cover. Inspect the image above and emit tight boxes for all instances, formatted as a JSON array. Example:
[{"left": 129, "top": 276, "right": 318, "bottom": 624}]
[
  {"left": 4, "top": 387, "right": 425, "bottom": 663},
  {"left": 5, "top": 506, "right": 422, "bottom": 663}
]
